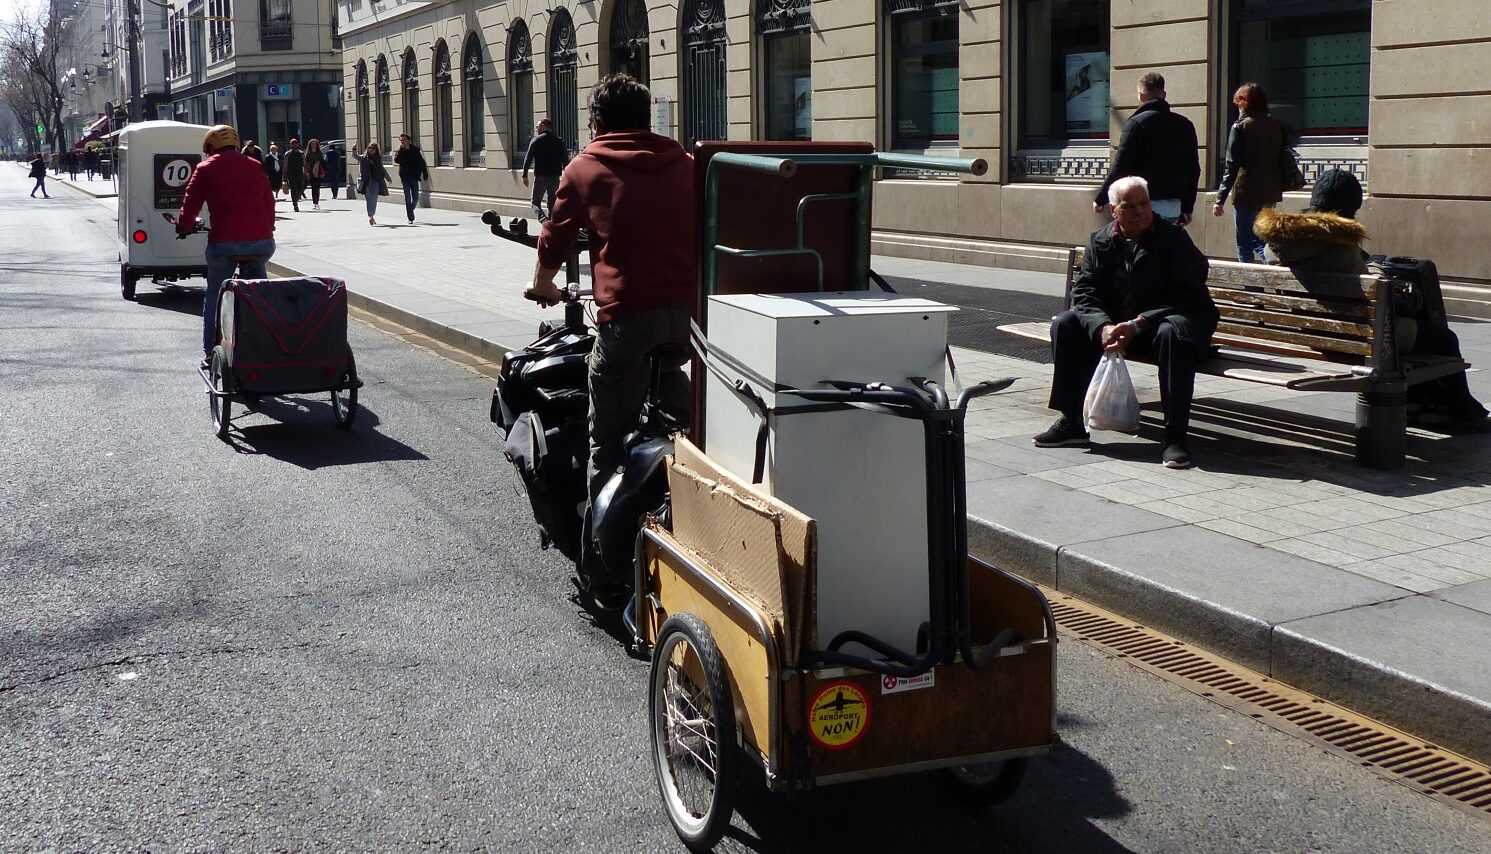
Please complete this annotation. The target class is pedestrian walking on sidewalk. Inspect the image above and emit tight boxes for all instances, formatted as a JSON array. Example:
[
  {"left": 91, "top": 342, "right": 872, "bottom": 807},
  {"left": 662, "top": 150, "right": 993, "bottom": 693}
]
[
  {"left": 65, "top": 150, "right": 78, "bottom": 181},
  {"left": 241, "top": 140, "right": 263, "bottom": 163},
  {"left": 28, "top": 153, "right": 49, "bottom": 198},
  {"left": 1212, "top": 82, "right": 1286, "bottom": 263},
  {"left": 357, "top": 142, "right": 392, "bottom": 225},
  {"left": 325, "top": 143, "right": 344, "bottom": 199},
  {"left": 263, "top": 144, "right": 283, "bottom": 198},
  {"left": 84, "top": 148, "right": 98, "bottom": 180},
  {"left": 393, "top": 134, "right": 429, "bottom": 223},
  {"left": 304, "top": 139, "right": 326, "bottom": 210},
  {"left": 521, "top": 119, "right": 570, "bottom": 220},
  {"left": 1094, "top": 72, "right": 1200, "bottom": 226},
  {"left": 283, "top": 138, "right": 306, "bottom": 212}
]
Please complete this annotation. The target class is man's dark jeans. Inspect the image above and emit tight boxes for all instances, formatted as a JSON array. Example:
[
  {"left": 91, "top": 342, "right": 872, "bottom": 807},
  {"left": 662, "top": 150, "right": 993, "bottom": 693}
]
[
  {"left": 582, "top": 303, "right": 692, "bottom": 585},
  {"left": 530, "top": 174, "right": 560, "bottom": 217},
  {"left": 1049, "top": 309, "right": 1200, "bottom": 439},
  {"left": 402, "top": 179, "right": 420, "bottom": 220}
]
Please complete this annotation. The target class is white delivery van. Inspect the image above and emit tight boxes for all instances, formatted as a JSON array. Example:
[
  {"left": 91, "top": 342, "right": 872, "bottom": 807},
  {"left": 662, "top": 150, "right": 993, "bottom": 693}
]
[{"left": 116, "top": 121, "right": 212, "bottom": 300}]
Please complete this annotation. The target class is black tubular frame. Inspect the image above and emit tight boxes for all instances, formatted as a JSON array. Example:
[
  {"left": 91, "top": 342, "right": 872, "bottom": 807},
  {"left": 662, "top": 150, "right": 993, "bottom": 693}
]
[{"left": 782, "top": 376, "right": 1012, "bottom": 678}]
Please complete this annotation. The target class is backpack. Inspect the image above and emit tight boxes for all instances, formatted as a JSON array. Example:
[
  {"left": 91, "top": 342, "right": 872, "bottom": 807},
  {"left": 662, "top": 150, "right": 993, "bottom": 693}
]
[
  {"left": 490, "top": 324, "right": 592, "bottom": 438},
  {"left": 1280, "top": 145, "right": 1306, "bottom": 192}
]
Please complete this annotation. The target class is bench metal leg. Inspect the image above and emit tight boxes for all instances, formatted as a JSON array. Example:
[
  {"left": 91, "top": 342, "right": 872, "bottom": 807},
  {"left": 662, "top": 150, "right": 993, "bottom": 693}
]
[{"left": 1355, "top": 386, "right": 1406, "bottom": 469}]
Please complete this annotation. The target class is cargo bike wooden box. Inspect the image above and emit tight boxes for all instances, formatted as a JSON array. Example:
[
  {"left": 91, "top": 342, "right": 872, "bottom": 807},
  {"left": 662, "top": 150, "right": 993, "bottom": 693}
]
[{"left": 627, "top": 146, "right": 1058, "bottom": 850}]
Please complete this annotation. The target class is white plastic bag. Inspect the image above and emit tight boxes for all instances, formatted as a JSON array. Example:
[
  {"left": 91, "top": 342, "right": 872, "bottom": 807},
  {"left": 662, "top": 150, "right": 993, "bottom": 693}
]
[{"left": 1083, "top": 351, "right": 1141, "bottom": 433}]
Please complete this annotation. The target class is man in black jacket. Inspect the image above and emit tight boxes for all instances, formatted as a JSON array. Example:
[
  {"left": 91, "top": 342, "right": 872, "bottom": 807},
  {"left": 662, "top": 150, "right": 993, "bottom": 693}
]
[
  {"left": 521, "top": 119, "right": 570, "bottom": 220},
  {"left": 1094, "top": 73, "right": 1201, "bottom": 226},
  {"left": 1038, "top": 177, "right": 1217, "bottom": 468},
  {"left": 282, "top": 138, "right": 306, "bottom": 212},
  {"left": 394, "top": 133, "right": 430, "bottom": 223}
]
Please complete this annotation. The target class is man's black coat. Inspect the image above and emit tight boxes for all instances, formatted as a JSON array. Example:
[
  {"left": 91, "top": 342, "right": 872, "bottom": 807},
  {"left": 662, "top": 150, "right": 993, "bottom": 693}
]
[
  {"left": 1094, "top": 99, "right": 1201, "bottom": 215},
  {"left": 1072, "top": 217, "right": 1218, "bottom": 350}
]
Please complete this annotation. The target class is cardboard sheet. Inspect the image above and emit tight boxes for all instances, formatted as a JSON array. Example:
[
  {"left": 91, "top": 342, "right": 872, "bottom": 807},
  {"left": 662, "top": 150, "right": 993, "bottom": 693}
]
[{"left": 669, "top": 436, "right": 816, "bottom": 663}]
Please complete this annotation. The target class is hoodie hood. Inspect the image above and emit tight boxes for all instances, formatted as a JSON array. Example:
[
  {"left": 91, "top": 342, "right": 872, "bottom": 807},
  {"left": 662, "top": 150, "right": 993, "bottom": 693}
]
[
  {"left": 1253, "top": 208, "right": 1367, "bottom": 247},
  {"left": 581, "top": 130, "right": 688, "bottom": 174}
]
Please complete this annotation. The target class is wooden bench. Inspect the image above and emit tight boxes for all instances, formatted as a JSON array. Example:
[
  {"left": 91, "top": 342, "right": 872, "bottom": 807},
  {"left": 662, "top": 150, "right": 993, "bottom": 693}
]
[{"left": 999, "top": 248, "right": 1471, "bottom": 469}]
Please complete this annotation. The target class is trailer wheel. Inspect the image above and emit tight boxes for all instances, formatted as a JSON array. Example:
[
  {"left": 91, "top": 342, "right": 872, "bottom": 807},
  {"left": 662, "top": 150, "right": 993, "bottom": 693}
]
[
  {"left": 120, "top": 264, "right": 136, "bottom": 301},
  {"left": 649, "top": 613, "right": 737, "bottom": 851},
  {"left": 209, "top": 346, "right": 232, "bottom": 440},
  {"left": 331, "top": 352, "right": 358, "bottom": 428},
  {"left": 942, "top": 757, "right": 1028, "bottom": 806}
]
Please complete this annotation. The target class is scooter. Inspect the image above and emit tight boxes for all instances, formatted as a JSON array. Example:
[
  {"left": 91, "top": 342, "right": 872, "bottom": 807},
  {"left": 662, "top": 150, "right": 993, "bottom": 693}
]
[{"left": 481, "top": 211, "right": 682, "bottom": 610}]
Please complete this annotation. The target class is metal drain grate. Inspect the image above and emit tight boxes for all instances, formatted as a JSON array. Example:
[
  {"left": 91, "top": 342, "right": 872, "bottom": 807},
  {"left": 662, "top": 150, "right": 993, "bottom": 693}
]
[{"left": 1045, "top": 590, "right": 1491, "bottom": 820}]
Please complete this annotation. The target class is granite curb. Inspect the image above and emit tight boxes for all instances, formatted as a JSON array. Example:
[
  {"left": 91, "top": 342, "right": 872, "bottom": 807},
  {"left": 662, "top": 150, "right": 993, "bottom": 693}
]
[
  {"left": 263, "top": 248, "right": 1491, "bottom": 767},
  {"left": 967, "top": 514, "right": 1491, "bottom": 764}
]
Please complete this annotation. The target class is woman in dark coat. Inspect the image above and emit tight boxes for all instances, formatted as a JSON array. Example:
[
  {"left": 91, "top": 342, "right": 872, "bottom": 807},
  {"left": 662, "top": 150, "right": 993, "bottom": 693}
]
[
  {"left": 357, "top": 142, "right": 392, "bottom": 225},
  {"left": 304, "top": 139, "right": 327, "bottom": 209},
  {"left": 262, "top": 143, "right": 283, "bottom": 197},
  {"left": 28, "top": 153, "right": 48, "bottom": 198},
  {"left": 1212, "top": 82, "right": 1286, "bottom": 263}
]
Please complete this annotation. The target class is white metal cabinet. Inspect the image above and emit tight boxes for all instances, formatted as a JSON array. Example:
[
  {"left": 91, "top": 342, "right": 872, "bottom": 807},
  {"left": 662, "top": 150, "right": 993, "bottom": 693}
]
[{"left": 702, "top": 292, "right": 957, "bottom": 654}]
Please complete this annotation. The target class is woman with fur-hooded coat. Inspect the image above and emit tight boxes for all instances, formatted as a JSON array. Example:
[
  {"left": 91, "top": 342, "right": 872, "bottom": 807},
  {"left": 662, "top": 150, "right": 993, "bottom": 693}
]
[{"left": 1252, "top": 207, "right": 1368, "bottom": 274}]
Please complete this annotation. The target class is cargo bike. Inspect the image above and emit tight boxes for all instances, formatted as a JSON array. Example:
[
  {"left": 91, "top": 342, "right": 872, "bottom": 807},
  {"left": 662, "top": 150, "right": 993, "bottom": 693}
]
[{"left": 624, "top": 144, "right": 1059, "bottom": 850}]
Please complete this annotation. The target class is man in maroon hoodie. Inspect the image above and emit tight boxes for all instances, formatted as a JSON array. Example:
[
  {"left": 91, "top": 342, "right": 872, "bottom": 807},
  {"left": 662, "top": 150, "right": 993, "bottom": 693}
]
[{"left": 530, "top": 73, "right": 697, "bottom": 601}]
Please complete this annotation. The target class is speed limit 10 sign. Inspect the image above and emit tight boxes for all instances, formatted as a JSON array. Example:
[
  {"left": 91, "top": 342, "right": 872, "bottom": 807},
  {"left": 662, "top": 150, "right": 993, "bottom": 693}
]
[
  {"left": 161, "top": 158, "right": 194, "bottom": 187},
  {"left": 153, "top": 152, "right": 201, "bottom": 210}
]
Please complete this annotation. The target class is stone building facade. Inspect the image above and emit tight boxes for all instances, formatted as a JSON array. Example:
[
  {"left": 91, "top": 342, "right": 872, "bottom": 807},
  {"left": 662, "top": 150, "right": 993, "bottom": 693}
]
[{"left": 336, "top": 0, "right": 1491, "bottom": 306}]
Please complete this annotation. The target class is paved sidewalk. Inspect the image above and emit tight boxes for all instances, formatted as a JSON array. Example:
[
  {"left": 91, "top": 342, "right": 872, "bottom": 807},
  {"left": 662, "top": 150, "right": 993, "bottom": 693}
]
[
  {"left": 54, "top": 172, "right": 118, "bottom": 198},
  {"left": 73, "top": 175, "right": 1491, "bottom": 763}
]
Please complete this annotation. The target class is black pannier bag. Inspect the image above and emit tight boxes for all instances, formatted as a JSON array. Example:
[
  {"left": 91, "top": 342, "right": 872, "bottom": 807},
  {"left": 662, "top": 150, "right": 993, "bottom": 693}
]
[
  {"left": 490, "top": 325, "right": 592, "bottom": 437},
  {"left": 219, "top": 277, "right": 351, "bottom": 394},
  {"left": 503, "top": 410, "right": 586, "bottom": 559}
]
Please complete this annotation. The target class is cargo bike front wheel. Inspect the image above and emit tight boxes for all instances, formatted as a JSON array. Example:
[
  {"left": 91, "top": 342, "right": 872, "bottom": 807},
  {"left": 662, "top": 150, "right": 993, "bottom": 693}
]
[{"left": 649, "top": 614, "right": 739, "bottom": 852}]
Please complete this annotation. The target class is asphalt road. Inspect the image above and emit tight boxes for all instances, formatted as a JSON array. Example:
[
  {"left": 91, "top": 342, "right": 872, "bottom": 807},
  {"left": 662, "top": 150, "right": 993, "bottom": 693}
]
[{"left": 2, "top": 166, "right": 1488, "bottom": 853}]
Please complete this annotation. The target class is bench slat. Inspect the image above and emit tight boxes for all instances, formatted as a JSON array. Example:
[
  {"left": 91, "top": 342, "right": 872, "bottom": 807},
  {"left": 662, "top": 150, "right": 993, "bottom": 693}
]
[
  {"left": 1215, "top": 322, "right": 1373, "bottom": 357},
  {"left": 1209, "top": 286, "right": 1375, "bottom": 320},
  {"left": 1216, "top": 305, "right": 1375, "bottom": 338},
  {"left": 1206, "top": 261, "right": 1379, "bottom": 300}
]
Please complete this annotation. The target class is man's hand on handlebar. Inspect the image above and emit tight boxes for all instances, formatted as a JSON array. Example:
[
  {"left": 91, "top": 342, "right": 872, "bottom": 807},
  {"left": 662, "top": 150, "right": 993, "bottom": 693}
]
[
  {"left": 526, "top": 260, "right": 564, "bottom": 308},
  {"left": 524, "top": 280, "right": 563, "bottom": 307}
]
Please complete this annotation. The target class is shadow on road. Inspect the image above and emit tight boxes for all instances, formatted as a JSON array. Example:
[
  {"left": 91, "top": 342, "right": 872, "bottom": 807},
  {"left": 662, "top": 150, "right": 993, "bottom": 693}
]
[
  {"left": 719, "top": 740, "right": 1133, "bottom": 853},
  {"left": 134, "top": 287, "right": 205, "bottom": 316},
  {"left": 224, "top": 398, "right": 428, "bottom": 468}
]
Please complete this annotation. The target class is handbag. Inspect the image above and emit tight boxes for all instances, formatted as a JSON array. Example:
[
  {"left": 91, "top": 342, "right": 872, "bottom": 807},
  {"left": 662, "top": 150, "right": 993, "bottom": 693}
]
[
  {"left": 1280, "top": 145, "right": 1306, "bottom": 192},
  {"left": 355, "top": 176, "right": 367, "bottom": 195}
]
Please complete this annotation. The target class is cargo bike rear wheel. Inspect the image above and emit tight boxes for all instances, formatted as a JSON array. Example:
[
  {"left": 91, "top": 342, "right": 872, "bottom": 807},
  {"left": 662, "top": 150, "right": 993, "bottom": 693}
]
[
  {"left": 330, "top": 352, "right": 358, "bottom": 428},
  {"left": 649, "top": 614, "right": 739, "bottom": 851}
]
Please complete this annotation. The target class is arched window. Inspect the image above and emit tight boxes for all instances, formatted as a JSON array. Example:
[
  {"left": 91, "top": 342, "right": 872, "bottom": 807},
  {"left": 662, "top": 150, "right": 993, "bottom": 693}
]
[
  {"left": 434, "top": 40, "right": 454, "bottom": 165},
  {"left": 757, "top": 0, "right": 811, "bottom": 140},
  {"left": 402, "top": 47, "right": 420, "bottom": 144},
  {"left": 355, "top": 59, "right": 370, "bottom": 150},
  {"left": 464, "top": 35, "right": 486, "bottom": 165},
  {"left": 609, "top": 0, "right": 649, "bottom": 83},
  {"left": 681, "top": 0, "right": 727, "bottom": 149},
  {"left": 375, "top": 56, "right": 391, "bottom": 156},
  {"left": 508, "top": 20, "right": 534, "bottom": 168},
  {"left": 548, "top": 9, "right": 579, "bottom": 153}
]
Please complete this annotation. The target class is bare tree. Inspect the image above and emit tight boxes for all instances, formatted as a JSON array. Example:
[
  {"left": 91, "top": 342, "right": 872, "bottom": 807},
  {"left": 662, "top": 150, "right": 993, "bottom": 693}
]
[{"left": 2, "top": 0, "right": 79, "bottom": 152}]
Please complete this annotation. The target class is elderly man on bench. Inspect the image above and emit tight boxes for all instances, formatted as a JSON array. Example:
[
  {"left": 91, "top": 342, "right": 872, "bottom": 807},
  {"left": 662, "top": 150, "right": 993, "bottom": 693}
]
[{"left": 1033, "top": 176, "right": 1219, "bottom": 469}]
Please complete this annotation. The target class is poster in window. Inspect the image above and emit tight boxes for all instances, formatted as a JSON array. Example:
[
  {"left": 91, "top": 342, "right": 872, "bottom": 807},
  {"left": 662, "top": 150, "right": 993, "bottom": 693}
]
[
  {"left": 1064, "top": 51, "right": 1109, "bottom": 136},
  {"left": 793, "top": 77, "right": 811, "bottom": 139}
]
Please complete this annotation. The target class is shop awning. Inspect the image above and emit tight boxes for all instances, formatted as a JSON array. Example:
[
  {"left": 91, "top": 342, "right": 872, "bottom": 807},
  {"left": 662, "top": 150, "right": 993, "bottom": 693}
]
[{"left": 74, "top": 114, "right": 111, "bottom": 148}]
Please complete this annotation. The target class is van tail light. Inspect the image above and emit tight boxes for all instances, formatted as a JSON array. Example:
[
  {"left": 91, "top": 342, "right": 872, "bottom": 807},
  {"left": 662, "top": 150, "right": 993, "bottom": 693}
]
[{"left": 132, "top": 230, "right": 147, "bottom": 244}]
